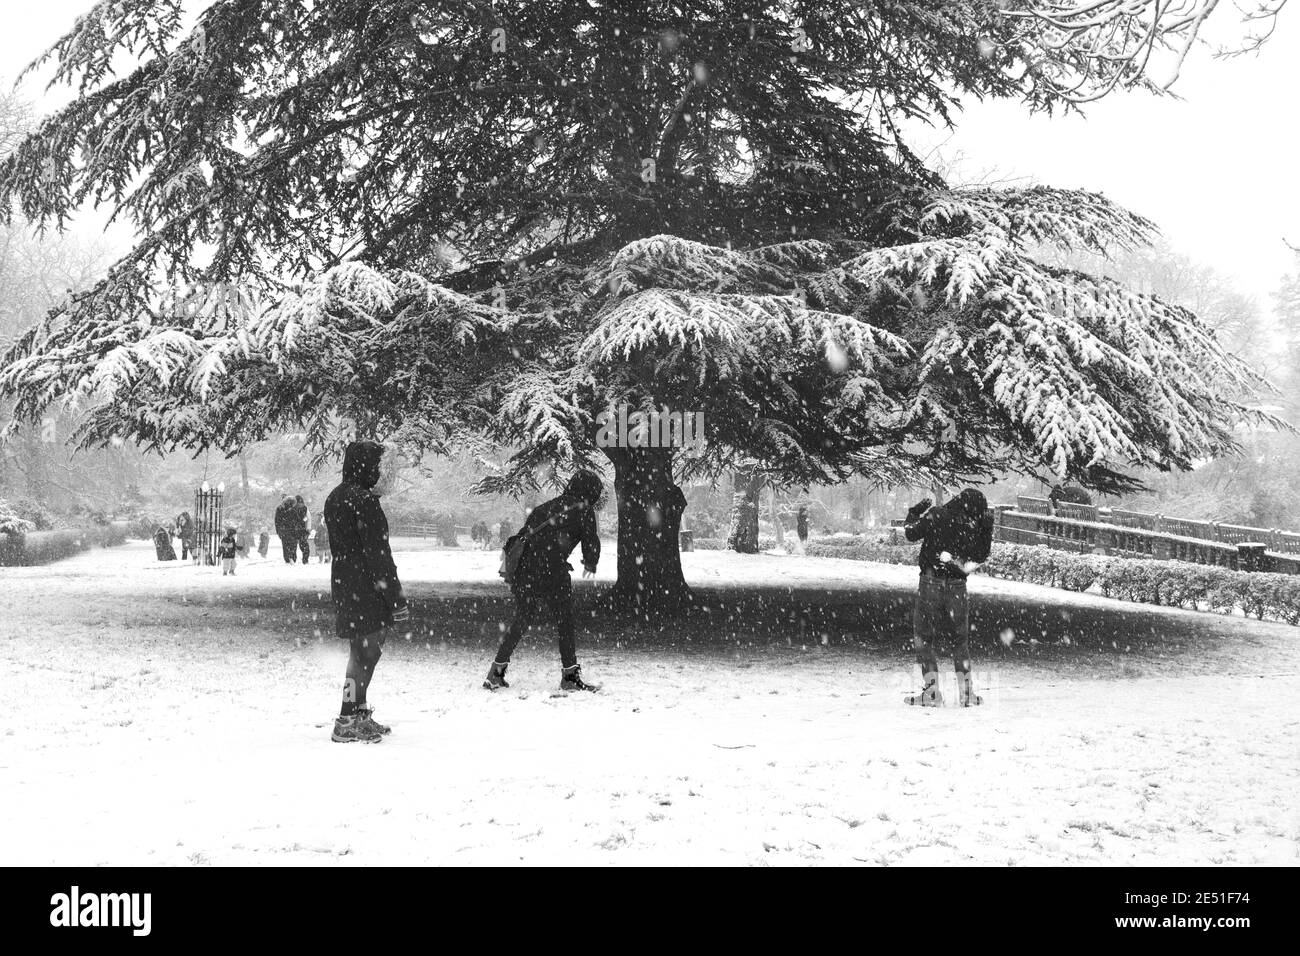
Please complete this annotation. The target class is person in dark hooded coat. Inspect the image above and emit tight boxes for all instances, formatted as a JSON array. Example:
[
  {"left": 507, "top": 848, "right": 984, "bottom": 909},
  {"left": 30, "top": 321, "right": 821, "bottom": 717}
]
[
  {"left": 903, "top": 488, "right": 994, "bottom": 708},
  {"left": 175, "top": 511, "right": 195, "bottom": 561},
  {"left": 484, "top": 471, "right": 603, "bottom": 693},
  {"left": 293, "top": 494, "right": 311, "bottom": 563},
  {"left": 274, "top": 496, "right": 299, "bottom": 563},
  {"left": 323, "top": 441, "right": 408, "bottom": 742}
]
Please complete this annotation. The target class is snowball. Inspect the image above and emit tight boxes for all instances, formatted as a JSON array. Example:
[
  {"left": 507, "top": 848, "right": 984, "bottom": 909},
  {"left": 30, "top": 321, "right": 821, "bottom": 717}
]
[{"left": 999, "top": 627, "right": 1015, "bottom": 646}]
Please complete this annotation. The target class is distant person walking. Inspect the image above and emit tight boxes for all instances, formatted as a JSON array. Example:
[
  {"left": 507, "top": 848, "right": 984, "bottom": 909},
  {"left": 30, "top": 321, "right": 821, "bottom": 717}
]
[
  {"left": 218, "top": 527, "right": 238, "bottom": 576},
  {"left": 314, "top": 512, "right": 331, "bottom": 563},
  {"left": 484, "top": 471, "right": 603, "bottom": 693},
  {"left": 176, "top": 510, "right": 195, "bottom": 561},
  {"left": 903, "top": 489, "right": 994, "bottom": 708},
  {"left": 325, "top": 441, "right": 408, "bottom": 743},
  {"left": 294, "top": 494, "right": 311, "bottom": 563},
  {"left": 258, "top": 528, "right": 270, "bottom": 558},
  {"left": 274, "top": 496, "right": 299, "bottom": 563}
]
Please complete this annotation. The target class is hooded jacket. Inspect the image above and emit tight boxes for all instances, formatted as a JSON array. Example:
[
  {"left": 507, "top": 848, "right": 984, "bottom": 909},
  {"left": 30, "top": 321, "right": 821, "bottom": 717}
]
[
  {"left": 904, "top": 489, "right": 994, "bottom": 581},
  {"left": 274, "top": 497, "right": 299, "bottom": 536},
  {"left": 324, "top": 442, "right": 405, "bottom": 638},
  {"left": 506, "top": 488, "right": 600, "bottom": 592}
]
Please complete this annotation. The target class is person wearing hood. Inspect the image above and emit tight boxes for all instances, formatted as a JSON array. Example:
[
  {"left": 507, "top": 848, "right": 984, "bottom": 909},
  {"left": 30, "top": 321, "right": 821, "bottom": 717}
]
[
  {"left": 274, "top": 495, "right": 300, "bottom": 564},
  {"left": 293, "top": 494, "right": 311, "bottom": 563},
  {"left": 903, "top": 488, "right": 994, "bottom": 708},
  {"left": 323, "top": 441, "right": 409, "bottom": 743},
  {"left": 484, "top": 470, "right": 603, "bottom": 693},
  {"left": 176, "top": 510, "right": 195, "bottom": 561}
]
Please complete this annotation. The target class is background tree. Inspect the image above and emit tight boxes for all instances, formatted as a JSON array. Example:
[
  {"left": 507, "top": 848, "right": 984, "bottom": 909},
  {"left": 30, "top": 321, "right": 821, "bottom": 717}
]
[{"left": 0, "top": 1, "right": 1282, "bottom": 615}]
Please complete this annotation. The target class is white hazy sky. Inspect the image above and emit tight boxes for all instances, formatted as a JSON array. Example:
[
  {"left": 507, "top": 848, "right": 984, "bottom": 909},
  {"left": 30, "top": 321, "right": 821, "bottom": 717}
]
[{"left": 3, "top": 2, "right": 1298, "bottom": 302}]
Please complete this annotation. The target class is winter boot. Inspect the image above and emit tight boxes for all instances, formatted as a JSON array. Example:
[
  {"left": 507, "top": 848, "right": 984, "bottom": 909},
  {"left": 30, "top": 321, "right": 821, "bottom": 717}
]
[
  {"left": 355, "top": 704, "right": 391, "bottom": 735},
  {"left": 956, "top": 671, "right": 983, "bottom": 707},
  {"left": 904, "top": 671, "right": 943, "bottom": 707},
  {"left": 559, "top": 664, "right": 599, "bottom": 693},
  {"left": 331, "top": 714, "right": 383, "bottom": 743},
  {"left": 482, "top": 660, "right": 510, "bottom": 691}
]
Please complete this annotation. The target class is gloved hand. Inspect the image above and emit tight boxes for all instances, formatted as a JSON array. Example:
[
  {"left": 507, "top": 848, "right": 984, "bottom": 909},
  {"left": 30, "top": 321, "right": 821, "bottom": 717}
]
[
  {"left": 392, "top": 602, "right": 410, "bottom": 622},
  {"left": 908, "top": 498, "right": 933, "bottom": 517}
]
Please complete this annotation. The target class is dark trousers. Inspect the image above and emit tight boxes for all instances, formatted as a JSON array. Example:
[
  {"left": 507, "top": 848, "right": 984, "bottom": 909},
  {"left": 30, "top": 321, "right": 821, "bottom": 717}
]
[
  {"left": 913, "top": 574, "right": 971, "bottom": 673},
  {"left": 280, "top": 534, "right": 296, "bottom": 563},
  {"left": 341, "top": 626, "right": 386, "bottom": 715},
  {"left": 495, "top": 577, "right": 577, "bottom": 669},
  {"left": 296, "top": 533, "right": 310, "bottom": 563}
]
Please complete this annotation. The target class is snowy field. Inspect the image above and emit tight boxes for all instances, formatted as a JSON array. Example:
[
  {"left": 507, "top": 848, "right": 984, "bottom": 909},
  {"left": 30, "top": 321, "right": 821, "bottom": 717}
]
[{"left": 3, "top": 539, "right": 1298, "bottom": 866}]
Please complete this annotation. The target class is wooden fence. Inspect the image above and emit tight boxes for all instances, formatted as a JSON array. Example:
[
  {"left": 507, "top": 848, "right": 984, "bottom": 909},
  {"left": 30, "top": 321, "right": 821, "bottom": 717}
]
[
  {"left": 1015, "top": 496, "right": 1300, "bottom": 556},
  {"left": 999, "top": 504, "right": 1300, "bottom": 575},
  {"left": 395, "top": 523, "right": 470, "bottom": 539}
]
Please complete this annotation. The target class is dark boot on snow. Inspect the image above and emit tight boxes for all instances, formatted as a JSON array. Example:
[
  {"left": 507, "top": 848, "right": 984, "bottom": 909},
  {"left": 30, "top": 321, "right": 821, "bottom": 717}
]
[
  {"left": 483, "top": 661, "right": 510, "bottom": 691},
  {"left": 559, "top": 665, "right": 599, "bottom": 693}
]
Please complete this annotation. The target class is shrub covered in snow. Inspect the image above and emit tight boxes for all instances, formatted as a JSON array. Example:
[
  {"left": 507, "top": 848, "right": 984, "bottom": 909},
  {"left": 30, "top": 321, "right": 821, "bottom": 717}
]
[
  {"left": 0, "top": 521, "right": 129, "bottom": 568},
  {"left": 805, "top": 538, "right": 919, "bottom": 565},
  {"left": 0, "top": 499, "right": 36, "bottom": 537},
  {"left": 804, "top": 537, "right": 1300, "bottom": 626},
  {"left": 689, "top": 534, "right": 778, "bottom": 552},
  {"left": 986, "top": 545, "right": 1300, "bottom": 624}
]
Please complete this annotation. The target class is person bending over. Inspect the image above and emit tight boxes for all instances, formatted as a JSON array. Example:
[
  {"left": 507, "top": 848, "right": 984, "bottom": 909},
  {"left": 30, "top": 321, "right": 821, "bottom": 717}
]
[{"left": 485, "top": 471, "right": 603, "bottom": 693}]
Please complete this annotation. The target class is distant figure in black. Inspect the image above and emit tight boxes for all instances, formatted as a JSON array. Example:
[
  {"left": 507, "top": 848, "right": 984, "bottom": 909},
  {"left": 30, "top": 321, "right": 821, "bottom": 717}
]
[
  {"left": 324, "top": 441, "right": 408, "bottom": 743},
  {"left": 497, "top": 519, "right": 513, "bottom": 547},
  {"left": 484, "top": 472, "right": 603, "bottom": 693},
  {"left": 1048, "top": 483, "right": 1092, "bottom": 514},
  {"left": 293, "top": 495, "right": 311, "bottom": 563},
  {"left": 153, "top": 525, "right": 177, "bottom": 561},
  {"left": 274, "top": 496, "right": 299, "bottom": 563},
  {"left": 903, "top": 489, "right": 994, "bottom": 708},
  {"left": 218, "top": 527, "right": 238, "bottom": 576},
  {"left": 257, "top": 528, "right": 270, "bottom": 559},
  {"left": 176, "top": 511, "right": 194, "bottom": 561}
]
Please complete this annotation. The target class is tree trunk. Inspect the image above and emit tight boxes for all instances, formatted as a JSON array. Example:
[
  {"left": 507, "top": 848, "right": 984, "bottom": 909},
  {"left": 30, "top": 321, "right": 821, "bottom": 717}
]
[
  {"left": 769, "top": 486, "right": 785, "bottom": 547},
  {"left": 606, "top": 446, "right": 692, "bottom": 618},
  {"left": 727, "top": 468, "right": 766, "bottom": 553}
]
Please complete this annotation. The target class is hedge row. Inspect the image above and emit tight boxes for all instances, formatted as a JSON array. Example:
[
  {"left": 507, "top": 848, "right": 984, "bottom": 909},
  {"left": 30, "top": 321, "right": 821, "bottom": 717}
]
[
  {"left": 985, "top": 544, "right": 1300, "bottom": 625},
  {"left": 805, "top": 538, "right": 1300, "bottom": 626},
  {"left": 0, "top": 522, "right": 129, "bottom": 568},
  {"left": 805, "top": 538, "right": 917, "bottom": 565},
  {"left": 689, "top": 535, "right": 778, "bottom": 552}
]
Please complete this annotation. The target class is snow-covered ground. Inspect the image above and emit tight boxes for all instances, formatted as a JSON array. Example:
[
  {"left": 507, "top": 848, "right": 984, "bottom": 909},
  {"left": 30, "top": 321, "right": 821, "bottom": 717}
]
[{"left": 2, "top": 540, "right": 1297, "bottom": 865}]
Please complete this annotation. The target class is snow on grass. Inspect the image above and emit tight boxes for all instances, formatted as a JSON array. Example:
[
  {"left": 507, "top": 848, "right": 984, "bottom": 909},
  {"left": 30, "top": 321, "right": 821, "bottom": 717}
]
[{"left": 1, "top": 541, "right": 1297, "bottom": 865}]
